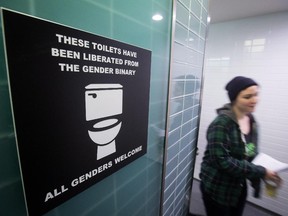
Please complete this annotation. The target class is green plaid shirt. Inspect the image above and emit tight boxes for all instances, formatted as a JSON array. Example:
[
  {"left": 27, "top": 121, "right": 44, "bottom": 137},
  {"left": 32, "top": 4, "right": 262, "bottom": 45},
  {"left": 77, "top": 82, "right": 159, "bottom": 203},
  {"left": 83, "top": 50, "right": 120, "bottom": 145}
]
[{"left": 200, "top": 104, "right": 265, "bottom": 207}]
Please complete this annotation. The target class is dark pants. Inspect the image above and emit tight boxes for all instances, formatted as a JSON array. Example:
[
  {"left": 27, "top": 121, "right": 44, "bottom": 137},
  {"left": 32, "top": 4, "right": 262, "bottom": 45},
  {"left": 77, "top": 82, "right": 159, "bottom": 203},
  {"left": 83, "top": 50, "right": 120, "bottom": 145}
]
[{"left": 200, "top": 182, "right": 247, "bottom": 216}]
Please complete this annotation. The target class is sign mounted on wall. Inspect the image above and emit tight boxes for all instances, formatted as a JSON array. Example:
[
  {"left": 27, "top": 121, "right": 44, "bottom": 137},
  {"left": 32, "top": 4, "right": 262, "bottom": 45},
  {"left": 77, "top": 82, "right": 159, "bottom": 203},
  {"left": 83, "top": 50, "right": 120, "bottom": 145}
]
[{"left": 2, "top": 9, "right": 151, "bottom": 216}]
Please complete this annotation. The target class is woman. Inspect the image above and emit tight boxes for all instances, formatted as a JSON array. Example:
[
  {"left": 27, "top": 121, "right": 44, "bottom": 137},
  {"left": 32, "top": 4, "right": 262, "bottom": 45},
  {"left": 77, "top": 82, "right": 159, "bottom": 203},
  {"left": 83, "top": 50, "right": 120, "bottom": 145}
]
[{"left": 200, "top": 76, "right": 279, "bottom": 216}]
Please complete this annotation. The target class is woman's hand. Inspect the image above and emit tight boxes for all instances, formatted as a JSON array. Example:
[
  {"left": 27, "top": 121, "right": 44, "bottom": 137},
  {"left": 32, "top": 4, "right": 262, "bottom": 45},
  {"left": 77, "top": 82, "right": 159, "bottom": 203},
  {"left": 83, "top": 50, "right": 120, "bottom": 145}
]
[{"left": 265, "top": 169, "right": 281, "bottom": 183}]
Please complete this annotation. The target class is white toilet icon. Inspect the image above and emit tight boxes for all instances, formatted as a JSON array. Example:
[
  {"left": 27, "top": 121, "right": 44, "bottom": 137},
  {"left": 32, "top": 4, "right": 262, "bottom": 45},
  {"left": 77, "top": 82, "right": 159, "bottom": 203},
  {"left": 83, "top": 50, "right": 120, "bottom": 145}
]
[{"left": 85, "top": 84, "right": 123, "bottom": 160}]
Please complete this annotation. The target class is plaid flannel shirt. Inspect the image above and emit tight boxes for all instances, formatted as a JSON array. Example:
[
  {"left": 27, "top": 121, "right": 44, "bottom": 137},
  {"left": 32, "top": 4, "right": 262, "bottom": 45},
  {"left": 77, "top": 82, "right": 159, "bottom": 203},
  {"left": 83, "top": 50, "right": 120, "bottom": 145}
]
[{"left": 200, "top": 106, "right": 266, "bottom": 207}]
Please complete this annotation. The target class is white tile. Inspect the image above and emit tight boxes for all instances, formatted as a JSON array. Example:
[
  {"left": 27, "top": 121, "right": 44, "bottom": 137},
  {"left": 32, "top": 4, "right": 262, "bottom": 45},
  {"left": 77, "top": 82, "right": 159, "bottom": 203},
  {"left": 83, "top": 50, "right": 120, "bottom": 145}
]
[{"left": 196, "top": 11, "right": 288, "bottom": 216}]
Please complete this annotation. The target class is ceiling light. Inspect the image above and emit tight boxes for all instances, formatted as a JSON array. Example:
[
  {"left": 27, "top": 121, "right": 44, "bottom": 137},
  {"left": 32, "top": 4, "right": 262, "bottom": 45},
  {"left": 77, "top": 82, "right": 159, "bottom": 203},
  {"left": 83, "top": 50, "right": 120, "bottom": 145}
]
[
  {"left": 152, "top": 14, "right": 163, "bottom": 21},
  {"left": 207, "top": 16, "right": 211, "bottom": 23}
]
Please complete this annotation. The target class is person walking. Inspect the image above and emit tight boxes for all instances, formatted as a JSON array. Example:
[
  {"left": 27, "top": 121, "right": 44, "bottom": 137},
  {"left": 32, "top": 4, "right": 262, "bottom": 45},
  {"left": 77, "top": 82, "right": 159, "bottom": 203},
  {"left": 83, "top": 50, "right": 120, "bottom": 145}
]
[{"left": 199, "top": 76, "right": 280, "bottom": 216}]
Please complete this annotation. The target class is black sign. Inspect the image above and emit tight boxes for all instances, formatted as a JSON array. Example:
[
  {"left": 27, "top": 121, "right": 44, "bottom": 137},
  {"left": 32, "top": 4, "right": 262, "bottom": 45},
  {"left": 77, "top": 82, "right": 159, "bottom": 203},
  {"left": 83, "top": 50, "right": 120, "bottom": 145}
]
[{"left": 2, "top": 9, "right": 151, "bottom": 216}]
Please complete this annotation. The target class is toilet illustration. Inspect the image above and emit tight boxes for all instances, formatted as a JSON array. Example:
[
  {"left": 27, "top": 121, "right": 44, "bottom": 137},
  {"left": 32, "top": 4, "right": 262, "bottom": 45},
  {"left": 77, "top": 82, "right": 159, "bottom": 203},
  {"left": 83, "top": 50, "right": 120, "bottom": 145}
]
[{"left": 85, "top": 84, "right": 123, "bottom": 160}]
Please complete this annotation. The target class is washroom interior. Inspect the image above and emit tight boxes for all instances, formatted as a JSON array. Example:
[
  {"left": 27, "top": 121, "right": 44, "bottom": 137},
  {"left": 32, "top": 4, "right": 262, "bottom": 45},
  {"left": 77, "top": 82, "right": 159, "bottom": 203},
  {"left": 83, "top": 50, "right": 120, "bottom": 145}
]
[
  {"left": 0, "top": 0, "right": 288, "bottom": 216},
  {"left": 192, "top": 0, "right": 288, "bottom": 215}
]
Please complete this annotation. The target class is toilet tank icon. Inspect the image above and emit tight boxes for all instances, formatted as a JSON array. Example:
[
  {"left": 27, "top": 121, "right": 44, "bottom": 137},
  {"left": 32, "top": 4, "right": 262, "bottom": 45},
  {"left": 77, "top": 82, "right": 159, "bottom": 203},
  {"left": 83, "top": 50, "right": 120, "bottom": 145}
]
[{"left": 85, "top": 84, "right": 123, "bottom": 121}]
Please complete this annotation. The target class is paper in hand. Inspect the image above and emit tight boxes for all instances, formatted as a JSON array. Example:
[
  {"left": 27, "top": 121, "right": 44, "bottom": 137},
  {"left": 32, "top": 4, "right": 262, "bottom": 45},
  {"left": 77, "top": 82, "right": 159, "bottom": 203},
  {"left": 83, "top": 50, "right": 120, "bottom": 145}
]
[{"left": 252, "top": 153, "right": 288, "bottom": 173}]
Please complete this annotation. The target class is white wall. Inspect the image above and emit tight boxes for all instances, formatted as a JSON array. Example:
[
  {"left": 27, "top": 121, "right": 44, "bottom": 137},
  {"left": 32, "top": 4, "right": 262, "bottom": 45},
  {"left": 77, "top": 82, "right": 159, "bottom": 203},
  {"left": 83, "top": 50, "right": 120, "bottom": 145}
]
[{"left": 194, "top": 11, "right": 288, "bottom": 215}]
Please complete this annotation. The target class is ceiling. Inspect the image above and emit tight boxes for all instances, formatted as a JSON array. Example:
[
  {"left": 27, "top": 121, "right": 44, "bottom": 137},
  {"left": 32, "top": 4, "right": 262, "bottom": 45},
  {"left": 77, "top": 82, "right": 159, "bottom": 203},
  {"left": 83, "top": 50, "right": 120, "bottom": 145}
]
[{"left": 209, "top": 0, "right": 288, "bottom": 23}]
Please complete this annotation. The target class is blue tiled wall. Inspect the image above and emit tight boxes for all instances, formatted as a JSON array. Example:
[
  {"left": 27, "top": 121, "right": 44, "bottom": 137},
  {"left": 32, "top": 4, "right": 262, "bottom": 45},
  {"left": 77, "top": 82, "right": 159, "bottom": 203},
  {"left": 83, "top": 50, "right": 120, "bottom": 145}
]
[
  {"left": 0, "top": 1, "right": 172, "bottom": 215},
  {"left": 162, "top": 0, "right": 209, "bottom": 215}
]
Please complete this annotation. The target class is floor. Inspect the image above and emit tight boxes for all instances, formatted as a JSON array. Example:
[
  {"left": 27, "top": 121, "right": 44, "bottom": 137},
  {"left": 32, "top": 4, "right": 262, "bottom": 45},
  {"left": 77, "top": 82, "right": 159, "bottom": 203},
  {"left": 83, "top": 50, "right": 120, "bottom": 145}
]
[{"left": 189, "top": 179, "right": 280, "bottom": 216}]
